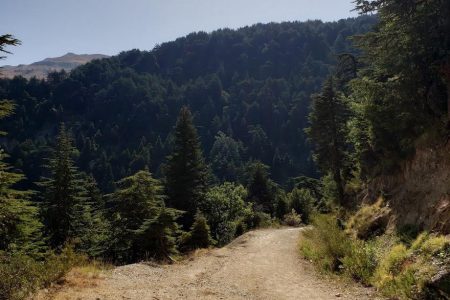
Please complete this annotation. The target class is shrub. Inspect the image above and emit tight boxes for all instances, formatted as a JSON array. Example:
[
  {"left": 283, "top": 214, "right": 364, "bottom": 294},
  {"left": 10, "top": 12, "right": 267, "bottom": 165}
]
[
  {"left": 0, "top": 246, "right": 85, "bottom": 300},
  {"left": 346, "top": 197, "right": 390, "bottom": 240},
  {"left": 200, "top": 183, "right": 250, "bottom": 245},
  {"left": 373, "top": 234, "right": 450, "bottom": 299},
  {"left": 342, "top": 239, "right": 378, "bottom": 285},
  {"left": 0, "top": 252, "right": 41, "bottom": 300},
  {"left": 275, "top": 195, "right": 289, "bottom": 220},
  {"left": 283, "top": 209, "right": 302, "bottom": 227},
  {"left": 234, "top": 220, "right": 246, "bottom": 236},
  {"left": 252, "top": 211, "right": 272, "bottom": 228},
  {"left": 416, "top": 234, "right": 449, "bottom": 257},
  {"left": 299, "top": 214, "right": 353, "bottom": 272},
  {"left": 288, "top": 188, "right": 315, "bottom": 224},
  {"left": 301, "top": 214, "right": 450, "bottom": 299},
  {"left": 180, "top": 213, "right": 214, "bottom": 251},
  {"left": 241, "top": 208, "right": 272, "bottom": 230}
]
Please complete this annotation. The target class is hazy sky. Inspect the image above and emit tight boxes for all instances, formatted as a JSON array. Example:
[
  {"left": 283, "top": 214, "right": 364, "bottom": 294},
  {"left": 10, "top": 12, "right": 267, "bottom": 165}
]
[{"left": 1, "top": 0, "right": 357, "bottom": 66}]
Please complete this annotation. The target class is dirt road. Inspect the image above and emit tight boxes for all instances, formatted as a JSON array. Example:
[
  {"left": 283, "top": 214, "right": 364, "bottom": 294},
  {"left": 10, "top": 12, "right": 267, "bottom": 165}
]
[{"left": 42, "top": 228, "right": 381, "bottom": 300}]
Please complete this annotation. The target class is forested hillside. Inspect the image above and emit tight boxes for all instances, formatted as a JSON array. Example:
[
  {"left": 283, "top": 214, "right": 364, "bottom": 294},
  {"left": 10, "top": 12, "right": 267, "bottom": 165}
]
[
  {"left": 2, "top": 1, "right": 449, "bottom": 298},
  {"left": 0, "top": 16, "right": 376, "bottom": 191}
]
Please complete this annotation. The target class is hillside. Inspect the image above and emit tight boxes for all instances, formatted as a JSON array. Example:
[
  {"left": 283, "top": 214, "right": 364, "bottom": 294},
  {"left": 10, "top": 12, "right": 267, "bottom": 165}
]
[
  {"left": 0, "top": 16, "right": 377, "bottom": 191},
  {"left": 1, "top": 1, "right": 450, "bottom": 299},
  {"left": 0, "top": 53, "right": 109, "bottom": 79}
]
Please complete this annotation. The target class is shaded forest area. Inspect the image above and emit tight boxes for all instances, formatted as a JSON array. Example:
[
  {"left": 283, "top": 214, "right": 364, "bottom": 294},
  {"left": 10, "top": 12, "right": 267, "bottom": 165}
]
[{"left": 0, "top": 16, "right": 376, "bottom": 191}]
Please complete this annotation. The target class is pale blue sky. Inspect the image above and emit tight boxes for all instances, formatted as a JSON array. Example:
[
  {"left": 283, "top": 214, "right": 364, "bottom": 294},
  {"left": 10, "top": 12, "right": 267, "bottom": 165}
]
[{"left": 1, "top": 0, "right": 357, "bottom": 66}]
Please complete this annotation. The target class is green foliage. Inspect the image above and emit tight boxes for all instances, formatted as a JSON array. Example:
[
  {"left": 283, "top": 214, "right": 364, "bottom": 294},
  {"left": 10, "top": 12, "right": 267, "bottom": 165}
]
[
  {"left": 319, "top": 173, "right": 339, "bottom": 210},
  {"left": 246, "top": 161, "right": 276, "bottom": 214},
  {"left": 200, "top": 182, "right": 250, "bottom": 245},
  {"left": 0, "top": 101, "right": 44, "bottom": 256},
  {"left": 371, "top": 232, "right": 450, "bottom": 299},
  {"left": 341, "top": 239, "right": 377, "bottom": 286},
  {"left": 349, "top": 0, "right": 450, "bottom": 177},
  {"left": 0, "top": 100, "right": 14, "bottom": 135},
  {"left": 0, "top": 149, "right": 44, "bottom": 255},
  {"left": 0, "top": 252, "right": 40, "bottom": 300},
  {"left": 305, "top": 77, "right": 349, "bottom": 204},
  {"left": 134, "top": 206, "right": 182, "bottom": 261},
  {"left": 0, "top": 34, "right": 20, "bottom": 60},
  {"left": 76, "top": 175, "right": 110, "bottom": 258},
  {"left": 0, "top": 17, "right": 378, "bottom": 192},
  {"left": 288, "top": 188, "right": 315, "bottom": 224},
  {"left": 165, "top": 107, "right": 209, "bottom": 228},
  {"left": 0, "top": 245, "right": 84, "bottom": 300},
  {"left": 283, "top": 209, "right": 302, "bottom": 227},
  {"left": 299, "top": 214, "right": 352, "bottom": 272},
  {"left": 180, "top": 212, "right": 214, "bottom": 251},
  {"left": 39, "top": 124, "right": 96, "bottom": 251},
  {"left": 301, "top": 213, "right": 450, "bottom": 298},
  {"left": 345, "top": 198, "right": 390, "bottom": 240},
  {"left": 274, "top": 193, "right": 289, "bottom": 220},
  {"left": 108, "top": 170, "right": 175, "bottom": 262},
  {"left": 209, "top": 132, "right": 244, "bottom": 182}
]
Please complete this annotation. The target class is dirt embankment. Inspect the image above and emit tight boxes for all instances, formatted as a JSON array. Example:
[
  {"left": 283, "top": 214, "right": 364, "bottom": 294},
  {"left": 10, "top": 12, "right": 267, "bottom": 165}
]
[
  {"left": 37, "top": 228, "right": 380, "bottom": 300},
  {"left": 364, "top": 142, "right": 450, "bottom": 234}
]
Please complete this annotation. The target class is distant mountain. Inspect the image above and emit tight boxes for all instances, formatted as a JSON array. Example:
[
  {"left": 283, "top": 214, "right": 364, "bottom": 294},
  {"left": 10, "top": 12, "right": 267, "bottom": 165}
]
[{"left": 0, "top": 53, "right": 109, "bottom": 79}]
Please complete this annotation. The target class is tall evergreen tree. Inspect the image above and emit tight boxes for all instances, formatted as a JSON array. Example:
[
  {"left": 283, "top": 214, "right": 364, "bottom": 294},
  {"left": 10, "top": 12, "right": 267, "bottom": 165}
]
[
  {"left": 107, "top": 170, "right": 180, "bottom": 262},
  {"left": 164, "top": 106, "right": 209, "bottom": 228},
  {"left": 350, "top": 0, "right": 450, "bottom": 175},
  {"left": 77, "top": 174, "right": 110, "bottom": 257},
  {"left": 39, "top": 123, "right": 90, "bottom": 249},
  {"left": 305, "top": 77, "right": 349, "bottom": 205},
  {"left": 246, "top": 161, "right": 276, "bottom": 214},
  {"left": 0, "top": 101, "right": 44, "bottom": 255}
]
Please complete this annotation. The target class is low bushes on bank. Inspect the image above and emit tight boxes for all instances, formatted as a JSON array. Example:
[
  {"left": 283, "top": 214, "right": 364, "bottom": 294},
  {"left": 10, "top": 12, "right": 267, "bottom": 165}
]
[
  {"left": 0, "top": 246, "right": 87, "bottom": 300},
  {"left": 299, "top": 214, "right": 450, "bottom": 299}
]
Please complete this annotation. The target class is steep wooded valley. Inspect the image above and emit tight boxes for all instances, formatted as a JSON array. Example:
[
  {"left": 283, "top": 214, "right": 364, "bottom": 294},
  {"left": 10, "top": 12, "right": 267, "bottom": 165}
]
[{"left": 1, "top": 0, "right": 449, "bottom": 299}]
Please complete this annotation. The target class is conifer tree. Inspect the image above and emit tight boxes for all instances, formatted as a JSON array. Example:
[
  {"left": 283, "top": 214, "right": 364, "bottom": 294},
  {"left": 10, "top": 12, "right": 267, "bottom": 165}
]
[
  {"left": 305, "top": 77, "right": 349, "bottom": 205},
  {"left": 164, "top": 106, "right": 209, "bottom": 228},
  {"left": 246, "top": 161, "right": 276, "bottom": 214},
  {"left": 108, "top": 170, "right": 179, "bottom": 262},
  {"left": 77, "top": 175, "right": 110, "bottom": 257},
  {"left": 180, "top": 212, "right": 214, "bottom": 251},
  {"left": 39, "top": 123, "right": 90, "bottom": 249},
  {"left": 0, "top": 101, "right": 44, "bottom": 255},
  {"left": 134, "top": 205, "right": 181, "bottom": 260}
]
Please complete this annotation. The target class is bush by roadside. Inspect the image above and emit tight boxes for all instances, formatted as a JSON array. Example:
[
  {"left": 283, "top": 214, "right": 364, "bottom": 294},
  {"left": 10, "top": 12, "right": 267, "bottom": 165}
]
[{"left": 299, "top": 214, "right": 450, "bottom": 299}]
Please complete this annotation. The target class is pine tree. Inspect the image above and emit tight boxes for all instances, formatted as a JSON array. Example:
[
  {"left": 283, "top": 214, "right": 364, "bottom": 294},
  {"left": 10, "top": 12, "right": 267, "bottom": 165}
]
[
  {"left": 305, "top": 77, "right": 349, "bottom": 205},
  {"left": 134, "top": 205, "right": 182, "bottom": 261},
  {"left": 0, "top": 101, "right": 44, "bottom": 255},
  {"left": 107, "top": 170, "right": 175, "bottom": 262},
  {"left": 246, "top": 161, "right": 276, "bottom": 214},
  {"left": 77, "top": 175, "right": 110, "bottom": 258},
  {"left": 180, "top": 212, "right": 214, "bottom": 251},
  {"left": 0, "top": 34, "right": 20, "bottom": 60},
  {"left": 164, "top": 106, "right": 209, "bottom": 228},
  {"left": 39, "top": 123, "right": 90, "bottom": 249}
]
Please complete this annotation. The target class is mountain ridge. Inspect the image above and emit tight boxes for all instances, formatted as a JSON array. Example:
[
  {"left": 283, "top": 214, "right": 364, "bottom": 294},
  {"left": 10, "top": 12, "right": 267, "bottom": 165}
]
[{"left": 0, "top": 52, "right": 109, "bottom": 79}]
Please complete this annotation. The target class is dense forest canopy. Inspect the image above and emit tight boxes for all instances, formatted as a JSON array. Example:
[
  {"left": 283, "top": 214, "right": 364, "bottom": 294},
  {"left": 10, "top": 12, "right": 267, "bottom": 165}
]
[{"left": 0, "top": 16, "right": 377, "bottom": 191}]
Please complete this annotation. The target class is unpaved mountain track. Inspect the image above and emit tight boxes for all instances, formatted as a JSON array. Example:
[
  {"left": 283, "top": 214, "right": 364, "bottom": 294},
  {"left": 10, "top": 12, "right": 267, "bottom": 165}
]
[{"left": 41, "top": 228, "right": 381, "bottom": 300}]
